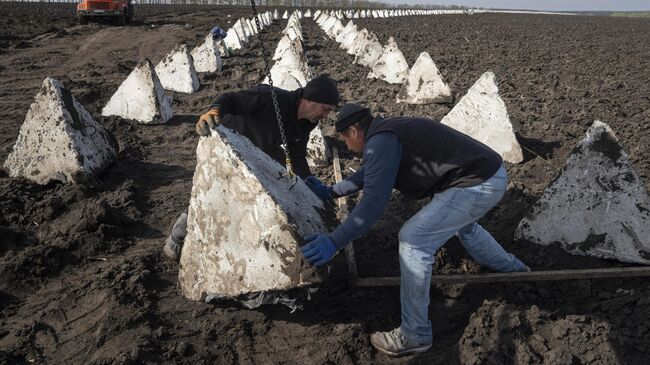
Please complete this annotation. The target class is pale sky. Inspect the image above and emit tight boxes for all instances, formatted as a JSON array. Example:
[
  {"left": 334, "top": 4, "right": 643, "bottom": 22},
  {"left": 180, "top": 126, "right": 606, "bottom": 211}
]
[{"left": 389, "top": 0, "right": 649, "bottom": 11}]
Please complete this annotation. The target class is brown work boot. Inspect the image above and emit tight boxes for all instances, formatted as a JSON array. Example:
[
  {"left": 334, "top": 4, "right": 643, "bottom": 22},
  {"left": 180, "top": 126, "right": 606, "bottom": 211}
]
[
  {"left": 370, "top": 328, "right": 432, "bottom": 357},
  {"left": 163, "top": 212, "right": 187, "bottom": 261}
]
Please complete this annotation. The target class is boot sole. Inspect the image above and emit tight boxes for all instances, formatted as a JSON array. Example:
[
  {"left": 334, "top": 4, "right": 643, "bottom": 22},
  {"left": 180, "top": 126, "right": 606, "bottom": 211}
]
[{"left": 370, "top": 339, "right": 432, "bottom": 357}]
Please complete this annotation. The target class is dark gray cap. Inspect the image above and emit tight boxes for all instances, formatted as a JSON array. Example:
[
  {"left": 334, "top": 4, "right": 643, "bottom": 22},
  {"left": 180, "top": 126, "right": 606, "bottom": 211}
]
[{"left": 335, "top": 103, "right": 371, "bottom": 132}]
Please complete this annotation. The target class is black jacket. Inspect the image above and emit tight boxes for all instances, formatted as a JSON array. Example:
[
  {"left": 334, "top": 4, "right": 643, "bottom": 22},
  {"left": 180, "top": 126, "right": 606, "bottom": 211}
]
[
  {"left": 210, "top": 85, "right": 315, "bottom": 178},
  {"left": 365, "top": 117, "right": 503, "bottom": 199}
]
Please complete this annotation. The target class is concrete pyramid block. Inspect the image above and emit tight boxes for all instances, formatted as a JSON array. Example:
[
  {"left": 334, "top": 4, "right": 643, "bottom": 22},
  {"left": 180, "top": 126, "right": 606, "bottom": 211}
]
[
  {"left": 441, "top": 72, "right": 523, "bottom": 163},
  {"left": 5, "top": 78, "right": 116, "bottom": 185},
  {"left": 306, "top": 126, "right": 328, "bottom": 167},
  {"left": 284, "top": 25, "right": 302, "bottom": 42},
  {"left": 326, "top": 19, "right": 345, "bottom": 40},
  {"left": 191, "top": 34, "right": 223, "bottom": 73},
  {"left": 340, "top": 27, "right": 359, "bottom": 50},
  {"left": 396, "top": 52, "right": 451, "bottom": 104},
  {"left": 155, "top": 43, "right": 200, "bottom": 94},
  {"left": 305, "top": 9, "right": 312, "bottom": 18},
  {"left": 336, "top": 21, "right": 355, "bottom": 43},
  {"left": 264, "top": 64, "right": 308, "bottom": 91},
  {"left": 314, "top": 10, "right": 321, "bottom": 19},
  {"left": 215, "top": 37, "right": 229, "bottom": 58},
  {"left": 246, "top": 18, "right": 257, "bottom": 35},
  {"left": 178, "top": 125, "right": 328, "bottom": 300},
  {"left": 367, "top": 36, "right": 409, "bottom": 84},
  {"left": 102, "top": 59, "right": 173, "bottom": 125},
  {"left": 272, "top": 34, "right": 296, "bottom": 61},
  {"left": 273, "top": 9, "right": 279, "bottom": 20},
  {"left": 224, "top": 27, "right": 243, "bottom": 50},
  {"left": 516, "top": 121, "right": 650, "bottom": 264},
  {"left": 282, "top": 10, "right": 288, "bottom": 19},
  {"left": 353, "top": 31, "right": 383, "bottom": 67},
  {"left": 236, "top": 18, "right": 251, "bottom": 38}
]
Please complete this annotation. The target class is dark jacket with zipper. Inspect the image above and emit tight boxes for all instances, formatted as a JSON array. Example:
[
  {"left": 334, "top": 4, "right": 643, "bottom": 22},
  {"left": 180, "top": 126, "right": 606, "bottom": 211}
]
[{"left": 210, "top": 85, "right": 315, "bottom": 178}]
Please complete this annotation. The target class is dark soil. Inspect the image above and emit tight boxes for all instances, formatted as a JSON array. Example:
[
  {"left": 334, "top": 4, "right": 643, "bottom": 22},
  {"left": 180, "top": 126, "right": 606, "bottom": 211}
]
[{"left": 1, "top": 3, "right": 650, "bottom": 364}]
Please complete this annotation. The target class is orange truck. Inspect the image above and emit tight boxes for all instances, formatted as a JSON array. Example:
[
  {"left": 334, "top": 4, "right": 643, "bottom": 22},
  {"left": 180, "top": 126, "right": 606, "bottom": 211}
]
[{"left": 77, "top": 0, "right": 134, "bottom": 25}]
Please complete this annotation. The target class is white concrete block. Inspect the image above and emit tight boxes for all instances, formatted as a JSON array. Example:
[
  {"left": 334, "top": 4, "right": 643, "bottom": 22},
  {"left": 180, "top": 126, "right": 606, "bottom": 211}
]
[
  {"left": 306, "top": 125, "right": 328, "bottom": 167},
  {"left": 326, "top": 19, "right": 345, "bottom": 40},
  {"left": 352, "top": 31, "right": 383, "bottom": 68},
  {"left": 178, "top": 125, "right": 328, "bottom": 300},
  {"left": 5, "top": 78, "right": 116, "bottom": 185},
  {"left": 236, "top": 18, "right": 251, "bottom": 39},
  {"left": 441, "top": 72, "right": 523, "bottom": 163},
  {"left": 272, "top": 34, "right": 296, "bottom": 61},
  {"left": 224, "top": 27, "right": 243, "bottom": 50},
  {"left": 102, "top": 59, "right": 173, "bottom": 125},
  {"left": 217, "top": 38, "right": 229, "bottom": 58},
  {"left": 264, "top": 64, "right": 308, "bottom": 91},
  {"left": 155, "top": 44, "right": 200, "bottom": 94},
  {"left": 516, "top": 121, "right": 650, "bottom": 264},
  {"left": 396, "top": 52, "right": 451, "bottom": 104},
  {"left": 340, "top": 27, "right": 359, "bottom": 50},
  {"left": 245, "top": 18, "right": 256, "bottom": 36},
  {"left": 367, "top": 36, "right": 409, "bottom": 84},
  {"left": 191, "top": 34, "right": 223, "bottom": 73},
  {"left": 336, "top": 21, "right": 355, "bottom": 43},
  {"left": 282, "top": 10, "right": 288, "bottom": 19},
  {"left": 273, "top": 9, "right": 279, "bottom": 20},
  {"left": 305, "top": 9, "right": 312, "bottom": 18}
]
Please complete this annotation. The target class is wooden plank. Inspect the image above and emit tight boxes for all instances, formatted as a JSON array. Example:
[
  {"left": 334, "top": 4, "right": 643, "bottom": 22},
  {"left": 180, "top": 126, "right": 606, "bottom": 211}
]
[
  {"left": 354, "top": 266, "right": 650, "bottom": 286},
  {"left": 332, "top": 145, "right": 358, "bottom": 282}
]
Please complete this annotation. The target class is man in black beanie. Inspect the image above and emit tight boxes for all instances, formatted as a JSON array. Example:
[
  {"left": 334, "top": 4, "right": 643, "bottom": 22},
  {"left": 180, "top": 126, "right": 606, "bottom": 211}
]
[{"left": 163, "top": 75, "right": 339, "bottom": 261}]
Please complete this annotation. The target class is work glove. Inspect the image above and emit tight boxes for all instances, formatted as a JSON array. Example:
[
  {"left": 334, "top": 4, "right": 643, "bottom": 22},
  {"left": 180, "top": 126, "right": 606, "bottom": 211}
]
[
  {"left": 196, "top": 109, "right": 220, "bottom": 136},
  {"left": 301, "top": 234, "right": 338, "bottom": 267},
  {"left": 305, "top": 176, "right": 331, "bottom": 201}
]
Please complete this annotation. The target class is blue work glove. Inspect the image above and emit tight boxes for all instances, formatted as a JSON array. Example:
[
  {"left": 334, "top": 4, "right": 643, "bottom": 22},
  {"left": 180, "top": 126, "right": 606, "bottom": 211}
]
[
  {"left": 301, "top": 234, "right": 338, "bottom": 267},
  {"left": 210, "top": 26, "right": 227, "bottom": 39},
  {"left": 305, "top": 176, "right": 331, "bottom": 201}
]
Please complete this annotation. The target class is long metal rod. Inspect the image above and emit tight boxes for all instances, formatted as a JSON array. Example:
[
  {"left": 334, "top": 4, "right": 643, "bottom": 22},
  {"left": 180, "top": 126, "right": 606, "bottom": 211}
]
[
  {"left": 354, "top": 266, "right": 650, "bottom": 287},
  {"left": 332, "top": 145, "right": 358, "bottom": 282}
]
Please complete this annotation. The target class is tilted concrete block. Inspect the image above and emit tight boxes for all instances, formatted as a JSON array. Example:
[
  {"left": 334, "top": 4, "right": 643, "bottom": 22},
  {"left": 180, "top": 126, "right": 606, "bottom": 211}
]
[
  {"left": 191, "top": 34, "right": 223, "bottom": 73},
  {"left": 178, "top": 125, "right": 329, "bottom": 300},
  {"left": 102, "top": 59, "right": 173, "bottom": 124},
  {"left": 305, "top": 9, "right": 312, "bottom": 18},
  {"left": 5, "top": 78, "right": 116, "bottom": 184},
  {"left": 273, "top": 9, "right": 279, "bottom": 20},
  {"left": 397, "top": 52, "right": 451, "bottom": 104},
  {"left": 306, "top": 126, "right": 328, "bottom": 167},
  {"left": 282, "top": 10, "right": 288, "bottom": 19},
  {"left": 441, "top": 72, "right": 523, "bottom": 163},
  {"left": 516, "top": 121, "right": 650, "bottom": 264},
  {"left": 367, "top": 37, "right": 409, "bottom": 84},
  {"left": 155, "top": 43, "right": 200, "bottom": 94}
]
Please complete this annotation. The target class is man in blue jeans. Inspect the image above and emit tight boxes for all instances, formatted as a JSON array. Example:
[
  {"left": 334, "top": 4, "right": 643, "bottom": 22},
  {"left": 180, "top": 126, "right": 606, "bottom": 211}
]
[{"left": 303, "top": 103, "right": 529, "bottom": 357}]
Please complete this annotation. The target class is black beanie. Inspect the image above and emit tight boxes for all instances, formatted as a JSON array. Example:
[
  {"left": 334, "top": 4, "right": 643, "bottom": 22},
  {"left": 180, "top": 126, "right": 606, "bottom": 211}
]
[
  {"left": 302, "top": 74, "right": 340, "bottom": 106},
  {"left": 335, "top": 103, "right": 371, "bottom": 132}
]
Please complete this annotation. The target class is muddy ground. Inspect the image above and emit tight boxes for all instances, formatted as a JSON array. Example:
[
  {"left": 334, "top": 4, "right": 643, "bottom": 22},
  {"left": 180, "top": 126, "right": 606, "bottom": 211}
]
[{"left": 1, "top": 3, "right": 650, "bottom": 364}]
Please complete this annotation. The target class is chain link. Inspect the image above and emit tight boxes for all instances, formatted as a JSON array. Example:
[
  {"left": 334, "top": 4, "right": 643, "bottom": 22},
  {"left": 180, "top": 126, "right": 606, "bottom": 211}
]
[{"left": 250, "top": 1, "right": 294, "bottom": 177}]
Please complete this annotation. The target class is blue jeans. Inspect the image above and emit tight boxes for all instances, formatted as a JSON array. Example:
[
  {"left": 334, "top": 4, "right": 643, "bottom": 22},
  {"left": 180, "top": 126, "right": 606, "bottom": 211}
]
[{"left": 398, "top": 165, "right": 528, "bottom": 343}]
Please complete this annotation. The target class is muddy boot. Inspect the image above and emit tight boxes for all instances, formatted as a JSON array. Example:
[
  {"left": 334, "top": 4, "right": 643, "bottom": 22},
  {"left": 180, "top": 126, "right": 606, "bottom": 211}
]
[{"left": 163, "top": 212, "right": 188, "bottom": 261}]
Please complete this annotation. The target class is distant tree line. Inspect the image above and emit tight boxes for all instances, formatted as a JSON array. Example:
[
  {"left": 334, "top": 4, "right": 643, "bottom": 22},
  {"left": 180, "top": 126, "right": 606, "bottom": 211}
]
[{"left": 0, "top": 0, "right": 467, "bottom": 9}]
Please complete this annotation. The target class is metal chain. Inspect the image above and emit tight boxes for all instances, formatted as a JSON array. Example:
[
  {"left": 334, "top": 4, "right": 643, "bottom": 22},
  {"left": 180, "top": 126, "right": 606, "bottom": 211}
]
[{"left": 250, "top": 1, "right": 295, "bottom": 178}]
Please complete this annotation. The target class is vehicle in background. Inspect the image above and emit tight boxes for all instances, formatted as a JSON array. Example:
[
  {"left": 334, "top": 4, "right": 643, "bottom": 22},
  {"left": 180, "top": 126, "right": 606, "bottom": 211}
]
[{"left": 77, "top": 0, "right": 133, "bottom": 26}]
